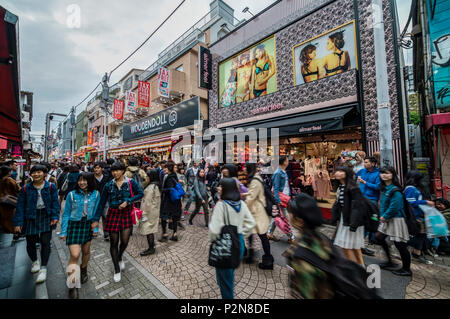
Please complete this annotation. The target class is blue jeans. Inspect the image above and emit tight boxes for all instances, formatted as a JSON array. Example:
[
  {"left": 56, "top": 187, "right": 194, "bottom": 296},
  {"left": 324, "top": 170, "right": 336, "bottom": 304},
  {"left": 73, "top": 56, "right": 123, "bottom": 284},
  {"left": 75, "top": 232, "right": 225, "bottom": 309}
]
[
  {"left": 215, "top": 234, "right": 245, "bottom": 299},
  {"left": 184, "top": 186, "right": 195, "bottom": 212},
  {"left": 268, "top": 207, "right": 294, "bottom": 239}
]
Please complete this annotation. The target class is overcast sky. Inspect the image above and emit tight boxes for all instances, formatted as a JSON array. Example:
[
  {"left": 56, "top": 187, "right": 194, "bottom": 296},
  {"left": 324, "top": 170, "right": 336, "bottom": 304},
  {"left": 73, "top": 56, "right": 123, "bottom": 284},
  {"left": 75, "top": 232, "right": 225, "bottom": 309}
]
[{"left": 2, "top": 0, "right": 412, "bottom": 135}]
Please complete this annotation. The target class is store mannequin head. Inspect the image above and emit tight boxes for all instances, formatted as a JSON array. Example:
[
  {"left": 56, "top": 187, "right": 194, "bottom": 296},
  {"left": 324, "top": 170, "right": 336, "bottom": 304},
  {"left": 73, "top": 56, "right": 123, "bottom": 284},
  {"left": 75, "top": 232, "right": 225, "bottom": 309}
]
[
  {"left": 279, "top": 156, "right": 289, "bottom": 170},
  {"left": 364, "top": 157, "right": 377, "bottom": 171}
]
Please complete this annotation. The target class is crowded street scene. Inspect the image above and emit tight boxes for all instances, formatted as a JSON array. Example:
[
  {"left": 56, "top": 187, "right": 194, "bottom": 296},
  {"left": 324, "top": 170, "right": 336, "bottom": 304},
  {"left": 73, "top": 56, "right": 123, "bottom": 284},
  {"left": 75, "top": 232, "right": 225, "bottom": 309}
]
[{"left": 0, "top": 0, "right": 449, "bottom": 306}]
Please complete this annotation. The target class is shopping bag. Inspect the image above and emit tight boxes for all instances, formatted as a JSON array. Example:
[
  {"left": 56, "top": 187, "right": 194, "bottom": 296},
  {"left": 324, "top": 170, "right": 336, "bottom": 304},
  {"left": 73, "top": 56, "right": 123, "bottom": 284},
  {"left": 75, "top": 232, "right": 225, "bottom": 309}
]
[
  {"left": 129, "top": 180, "right": 143, "bottom": 226},
  {"left": 420, "top": 205, "right": 449, "bottom": 238},
  {"left": 274, "top": 214, "right": 292, "bottom": 235}
]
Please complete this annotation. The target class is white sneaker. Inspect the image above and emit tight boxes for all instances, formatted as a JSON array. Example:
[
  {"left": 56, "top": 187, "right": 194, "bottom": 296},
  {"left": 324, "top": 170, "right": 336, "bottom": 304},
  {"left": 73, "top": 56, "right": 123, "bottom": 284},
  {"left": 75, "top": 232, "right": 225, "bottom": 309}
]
[
  {"left": 119, "top": 261, "right": 125, "bottom": 271},
  {"left": 113, "top": 272, "right": 121, "bottom": 282},
  {"left": 31, "top": 260, "right": 40, "bottom": 273},
  {"left": 36, "top": 268, "right": 47, "bottom": 284}
]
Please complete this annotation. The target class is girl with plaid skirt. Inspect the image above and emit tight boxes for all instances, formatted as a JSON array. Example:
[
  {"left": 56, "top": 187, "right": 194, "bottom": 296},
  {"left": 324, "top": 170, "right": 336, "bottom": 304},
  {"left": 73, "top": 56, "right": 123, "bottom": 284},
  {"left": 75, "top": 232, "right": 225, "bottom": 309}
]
[
  {"left": 60, "top": 172, "right": 100, "bottom": 299},
  {"left": 95, "top": 162, "right": 143, "bottom": 283}
]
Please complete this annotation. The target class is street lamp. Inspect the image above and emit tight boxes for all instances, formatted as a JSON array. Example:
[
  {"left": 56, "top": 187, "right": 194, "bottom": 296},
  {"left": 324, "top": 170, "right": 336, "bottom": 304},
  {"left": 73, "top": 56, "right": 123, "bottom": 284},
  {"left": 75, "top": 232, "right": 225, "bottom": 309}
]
[{"left": 242, "top": 7, "right": 254, "bottom": 17}]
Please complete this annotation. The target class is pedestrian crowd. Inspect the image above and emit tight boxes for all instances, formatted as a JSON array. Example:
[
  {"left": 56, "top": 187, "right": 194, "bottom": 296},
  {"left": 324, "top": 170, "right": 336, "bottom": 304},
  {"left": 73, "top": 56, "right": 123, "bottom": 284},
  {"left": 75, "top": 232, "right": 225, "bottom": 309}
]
[{"left": 0, "top": 154, "right": 449, "bottom": 299}]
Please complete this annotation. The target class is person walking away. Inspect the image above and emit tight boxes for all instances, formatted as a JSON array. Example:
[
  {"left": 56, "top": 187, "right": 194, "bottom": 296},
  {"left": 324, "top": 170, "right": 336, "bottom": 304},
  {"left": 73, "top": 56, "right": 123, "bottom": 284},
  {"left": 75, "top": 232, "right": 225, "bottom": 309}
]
[
  {"left": 0, "top": 166, "right": 20, "bottom": 237},
  {"left": 189, "top": 168, "right": 209, "bottom": 227},
  {"left": 244, "top": 163, "right": 273, "bottom": 269},
  {"left": 139, "top": 169, "right": 161, "bottom": 256},
  {"left": 93, "top": 162, "right": 110, "bottom": 241},
  {"left": 103, "top": 158, "right": 115, "bottom": 180},
  {"left": 94, "top": 162, "right": 143, "bottom": 282},
  {"left": 209, "top": 178, "right": 256, "bottom": 299},
  {"left": 125, "top": 157, "right": 149, "bottom": 190},
  {"left": 60, "top": 172, "right": 100, "bottom": 298},
  {"left": 404, "top": 171, "right": 435, "bottom": 264},
  {"left": 64, "top": 165, "right": 80, "bottom": 199},
  {"left": 222, "top": 163, "right": 248, "bottom": 198},
  {"left": 177, "top": 165, "right": 187, "bottom": 221},
  {"left": 158, "top": 160, "right": 167, "bottom": 184},
  {"left": 160, "top": 161, "right": 182, "bottom": 242},
  {"left": 184, "top": 161, "right": 199, "bottom": 215},
  {"left": 57, "top": 165, "right": 69, "bottom": 205},
  {"left": 331, "top": 166, "right": 366, "bottom": 266},
  {"left": 374, "top": 166, "right": 412, "bottom": 276},
  {"left": 356, "top": 156, "right": 381, "bottom": 257},
  {"left": 13, "top": 164, "right": 60, "bottom": 284},
  {"left": 268, "top": 156, "right": 295, "bottom": 243},
  {"left": 284, "top": 193, "right": 334, "bottom": 299}
]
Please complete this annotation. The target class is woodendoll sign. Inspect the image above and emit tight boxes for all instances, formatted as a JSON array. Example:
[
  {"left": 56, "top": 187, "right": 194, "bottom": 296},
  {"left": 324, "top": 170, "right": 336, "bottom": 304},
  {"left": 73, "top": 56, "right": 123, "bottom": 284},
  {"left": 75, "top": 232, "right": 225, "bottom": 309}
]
[{"left": 122, "top": 96, "right": 200, "bottom": 142}]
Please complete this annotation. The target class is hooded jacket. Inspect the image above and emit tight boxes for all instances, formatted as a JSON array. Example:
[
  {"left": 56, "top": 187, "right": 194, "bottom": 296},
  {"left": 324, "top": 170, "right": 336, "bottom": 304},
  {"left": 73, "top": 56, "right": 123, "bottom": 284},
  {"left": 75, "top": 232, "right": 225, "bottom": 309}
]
[{"left": 356, "top": 167, "right": 381, "bottom": 202}]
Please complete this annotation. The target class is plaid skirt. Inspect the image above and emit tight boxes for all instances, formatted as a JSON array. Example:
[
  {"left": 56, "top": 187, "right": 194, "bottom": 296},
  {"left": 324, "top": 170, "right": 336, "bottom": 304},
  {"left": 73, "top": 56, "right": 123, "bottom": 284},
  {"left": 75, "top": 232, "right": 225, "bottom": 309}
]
[
  {"left": 23, "top": 208, "right": 56, "bottom": 236},
  {"left": 104, "top": 206, "right": 133, "bottom": 233},
  {"left": 66, "top": 217, "right": 93, "bottom": 246}
]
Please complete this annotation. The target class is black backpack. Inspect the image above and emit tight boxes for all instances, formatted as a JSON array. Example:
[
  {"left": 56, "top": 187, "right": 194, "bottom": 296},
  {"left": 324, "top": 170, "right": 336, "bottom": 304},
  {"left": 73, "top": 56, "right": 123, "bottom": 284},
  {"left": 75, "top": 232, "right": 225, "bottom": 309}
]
[
  {"left": 294, "top": 235, "right": 382, "bottom": 299},
  {"left": 250, "top": 177, "right": 276, "bottom": 217},
  {"left": 132, "top": 170, "right": 145, "bottom": 189},
  {"left": 390, "top": 189, "right": 421, "bottom": 236}
]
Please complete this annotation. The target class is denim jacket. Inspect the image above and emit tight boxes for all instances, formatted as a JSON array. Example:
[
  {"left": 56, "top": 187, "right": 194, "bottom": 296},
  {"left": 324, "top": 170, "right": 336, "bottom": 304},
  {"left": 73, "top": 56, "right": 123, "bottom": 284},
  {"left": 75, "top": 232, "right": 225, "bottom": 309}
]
[
  {"left": 60, "top": 190, "right": 100, "bottom": 237},
  {"left": 13, "top": 181, "right": 61, "bottom": 227},
  {"left": 95, "top": 177, "right": 143, "bottom": 221},
  {"left": 271, "top": 167, "right": 289, "bottom": 204}
]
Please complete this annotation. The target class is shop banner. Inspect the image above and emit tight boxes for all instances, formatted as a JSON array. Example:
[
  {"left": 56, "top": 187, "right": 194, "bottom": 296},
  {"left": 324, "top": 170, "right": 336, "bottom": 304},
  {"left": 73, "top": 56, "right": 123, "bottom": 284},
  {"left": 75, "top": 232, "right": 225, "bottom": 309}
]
[
  {"left": 113, "top": 99, "right": 124, "bottom": 120},
  {"left": 219, "top": 35, "right": 277, "bottom": 108},
  {"left": 138, "top": 81, "right": 150, "bottom": 107},
  {"left": 427, "top": 0, "right": 450, "bottom": 108},
  {"left": 123, "top": 96, "right": 200, "bottom": 142},
  {"left": 158, "top": 67, "right": 170, "bottom": 97},
  {"left": 198, "top": 46, "right": 212, "bottom": 89},
  {"left": 88, "top": 130, "right": 93, "bottom": 145},
  {"left": 11, "top": 145, "right": 22, "bottom": 156},
  {"left": 292, "top": 20, "right": 358, "bottom": 86},
  {"left": 125, "top": 91, "right": 136, "bottom": 114}
]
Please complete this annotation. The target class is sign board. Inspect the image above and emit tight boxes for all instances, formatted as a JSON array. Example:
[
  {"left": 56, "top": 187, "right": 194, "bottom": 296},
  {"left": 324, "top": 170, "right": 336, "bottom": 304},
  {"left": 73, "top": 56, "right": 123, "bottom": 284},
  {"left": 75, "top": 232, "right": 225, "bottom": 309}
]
[
  {"left": 125, "top": 91, "right": 136, "bottom": 114},
  {"left": 123, "top": 96, "right": 200, "bottom": 142},
  {"left": 113, "top": 99, "right": 124, "bottom": 120},
  {"left": 11, "top": 145, "right": 22, "bottom": 156},
  {"left": 158, "top": 67, "right": 170, "bottom": 97},
  {"left": 138, "top": 81, "right": 150, "bottom": 107},
  {"left": 198, "top": 46, "right": 212, "bottom": 89},
  {"left": 88, "top": 130, "right": 93, "bottom": 145}
]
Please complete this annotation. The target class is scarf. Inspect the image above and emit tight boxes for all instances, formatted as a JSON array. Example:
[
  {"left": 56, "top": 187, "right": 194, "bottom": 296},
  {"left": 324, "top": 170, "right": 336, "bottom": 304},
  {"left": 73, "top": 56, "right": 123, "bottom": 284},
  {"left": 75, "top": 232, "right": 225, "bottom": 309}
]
[{"left": 224, "top": 200, "right": 241, "bottom": 213}]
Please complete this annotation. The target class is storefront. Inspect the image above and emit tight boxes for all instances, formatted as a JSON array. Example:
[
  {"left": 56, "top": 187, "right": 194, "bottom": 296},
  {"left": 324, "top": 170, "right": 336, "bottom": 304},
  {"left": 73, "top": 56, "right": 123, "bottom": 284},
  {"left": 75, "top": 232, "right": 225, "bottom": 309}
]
[
  {"left": 207, "top": 0, "right": 407, "bottom": 219},
  {"left": 108, "top": 96, "right": 202, "bottom": 163}
]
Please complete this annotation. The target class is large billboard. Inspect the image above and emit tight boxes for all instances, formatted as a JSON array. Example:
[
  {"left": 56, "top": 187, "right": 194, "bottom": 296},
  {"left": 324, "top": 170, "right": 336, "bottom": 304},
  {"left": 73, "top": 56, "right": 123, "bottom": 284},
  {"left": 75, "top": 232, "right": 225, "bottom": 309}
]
[
  {"left": 292, "top": 21, "right": 358, "bottom": 86},
  {"left": 218, "top": 36, "right": 277, "bottom": 108}
]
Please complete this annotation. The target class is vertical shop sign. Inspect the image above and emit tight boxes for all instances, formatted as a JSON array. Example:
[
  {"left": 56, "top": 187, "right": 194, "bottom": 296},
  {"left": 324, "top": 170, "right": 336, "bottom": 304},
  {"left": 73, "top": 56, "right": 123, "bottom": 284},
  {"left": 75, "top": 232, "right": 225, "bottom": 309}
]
[
  {"left": 138, "top": 81, "right": 150, "bottom": 107},
  {"left": 158, "top": 67, "right": 170, "bottom": 97},
  {"left": 88, "top": 130, "right": 93, "bottom": 145},
  {"left": 125, "top": 90, "right": 136, "bottom": 114},
  {"left": 113, "top": 99, "right": 124, "bottom": 120},
  {"left": 198, "top": 46, "right": 212, "bottom": 89}
]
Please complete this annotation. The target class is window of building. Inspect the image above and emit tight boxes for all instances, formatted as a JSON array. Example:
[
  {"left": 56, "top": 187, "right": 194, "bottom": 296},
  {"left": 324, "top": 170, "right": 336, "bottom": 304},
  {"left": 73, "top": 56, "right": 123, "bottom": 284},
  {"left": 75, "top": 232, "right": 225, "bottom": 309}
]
[
  {"left": 123, "top": 76, "right": 133, "bottom": 91},
  {"left": 176, "top": 65, "right": 183, "bottom": 72}
]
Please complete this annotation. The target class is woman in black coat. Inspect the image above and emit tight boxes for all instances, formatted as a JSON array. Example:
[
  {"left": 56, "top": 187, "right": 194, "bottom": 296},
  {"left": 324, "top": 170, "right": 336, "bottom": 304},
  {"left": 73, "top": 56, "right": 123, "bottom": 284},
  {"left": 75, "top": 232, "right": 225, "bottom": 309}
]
[{"left": 160, "top": 161, "right": 182, "bottom": 242}]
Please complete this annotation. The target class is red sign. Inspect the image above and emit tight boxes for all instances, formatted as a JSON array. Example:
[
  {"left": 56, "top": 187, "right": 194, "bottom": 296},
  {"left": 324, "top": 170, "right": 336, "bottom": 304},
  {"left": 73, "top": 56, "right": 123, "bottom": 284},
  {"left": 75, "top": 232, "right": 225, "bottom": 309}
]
[
  {"left": 88, "top": 130, "right": 93, "bottom": 145},
  {"left": 138, "top": 81, "right": 150, "bottom": 107},
  {"left": 12, "top": 145, "right": 22, "bottom": 156},
  {"left": 113, "top": 99, "right": 124, "bottom": 120}
]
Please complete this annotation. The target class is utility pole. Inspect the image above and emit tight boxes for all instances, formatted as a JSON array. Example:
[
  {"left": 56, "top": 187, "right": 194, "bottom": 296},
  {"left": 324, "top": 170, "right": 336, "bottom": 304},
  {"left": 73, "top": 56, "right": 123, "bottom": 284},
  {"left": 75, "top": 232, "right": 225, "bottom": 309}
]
[
  {"left": 372, "top": 0, "right": 394, "bottom": 167},
  {"left": 70, "top": 106, "right": 75, "bottom": 161},
  {"left": 101, "top": 73, "right": 109, "bottom": 161},
  {"left": 43, "top": 112, "right": 67, "bottom": 162}
]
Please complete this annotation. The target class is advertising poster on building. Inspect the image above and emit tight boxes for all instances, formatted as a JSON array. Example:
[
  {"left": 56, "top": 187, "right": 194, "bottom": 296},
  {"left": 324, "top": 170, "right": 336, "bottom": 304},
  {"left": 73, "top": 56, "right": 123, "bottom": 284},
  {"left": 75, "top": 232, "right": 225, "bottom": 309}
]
[
  {"left": 125, "top": 90, "right": 136, "bottom": 114},
  {"left": 427, "top": 0, "right": 450, "bottom": 108},
  {"left": 218, "top": 35, "right": 277, "bottom": 108},
  {"left": 138, "top": 81, "right": 150, "bottom": 107},
  {"left": 198, "top": 46, "right": 212, "bottom": 89},
  {"left": 158, "top": 67, "right": 170, "bottom": 97},
  {"left": 113, "top": 99, "right": 124, "bottom": 120},
  {"left": 292, "top": 21, "right": 358, "bottom": 86}
]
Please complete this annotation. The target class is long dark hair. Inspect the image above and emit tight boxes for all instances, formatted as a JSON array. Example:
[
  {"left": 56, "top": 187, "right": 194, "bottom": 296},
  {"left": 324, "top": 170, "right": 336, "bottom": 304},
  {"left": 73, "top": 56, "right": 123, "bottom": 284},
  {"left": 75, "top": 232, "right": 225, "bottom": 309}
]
[
  {"left": 334, "top": 166, "right": 356, "bottom": 190},
  {"left": 196, "top": 168, "right": 206, "bottom": 183},
  {"left": 222, "top": 164, "right": 238, "bottom": 178},
  {"left": 0, "top": 166, "right": 12, "bottom": 179},
  {"left": 74, "top": 172, "right": 96, "bottom": 194},
  {"left": 329, "top": 30, "right": 345, "bottom": 49},
  {"left": 245, "top": 162, "right": 257, "bottom": 181},
  {"left": 220, "top": 178, "right": 240, "bottom": 201},
  {"left": 404, "top": 170, "right": 425, "bottom": 193},
  {"left": 147, "top": 169, "right": 161, "bottom": 191},
  {"left": 300, "top": 44, "right": 317, "bottom": 66},
  {"left": 379, "top": 166, "right": 402, "bottom": 192}
]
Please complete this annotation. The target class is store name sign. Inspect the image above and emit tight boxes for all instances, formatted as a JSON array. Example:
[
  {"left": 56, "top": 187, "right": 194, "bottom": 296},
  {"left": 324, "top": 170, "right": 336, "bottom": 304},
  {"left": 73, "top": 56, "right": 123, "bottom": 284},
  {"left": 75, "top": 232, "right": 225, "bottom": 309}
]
[
  {"left": 123, "top": 96, "right": 200, "bottom": 142},
  {"left": 299, "top": 125, "right": 322, "bottom": 133},
  {"left": 198, "top": 46, "right": 212, "bottom": 89},
  {"left": 252, "top": 103, "right": 283, "bottom": 115}
]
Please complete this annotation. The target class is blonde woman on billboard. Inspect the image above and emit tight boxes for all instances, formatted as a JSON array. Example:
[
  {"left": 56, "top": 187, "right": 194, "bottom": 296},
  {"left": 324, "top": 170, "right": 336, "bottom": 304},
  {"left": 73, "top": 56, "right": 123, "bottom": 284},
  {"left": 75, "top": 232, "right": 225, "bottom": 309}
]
[
  {"left": 299, "top": 44, "right": 323, "bottom": 83},
  {"left": 220, "top": 57, "right": 239, "bottom": 108},
  {"left": 250, "top": 44, "right": 276, "bottom": 98},
  {"left": 236, "top": 51, "right": 253, "bottom": 103},
  {"left": 322, "top": 30, "right": 350, "bottom": 77}
]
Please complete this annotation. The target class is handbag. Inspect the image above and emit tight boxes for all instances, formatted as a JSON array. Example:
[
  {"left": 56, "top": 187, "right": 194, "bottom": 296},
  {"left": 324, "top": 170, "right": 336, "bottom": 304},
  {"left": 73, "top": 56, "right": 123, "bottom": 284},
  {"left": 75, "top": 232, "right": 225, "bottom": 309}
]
[
  {"left": 0, "top": 195, "right": 18, "bottom": 207},
  {"left": 128, "top": 180, "right": 143, "bottom": 226},
  {"left": 208, "top": 203, "right": 241, "bottom": 269},
  {"left": 420, "top": 205, "right": 450, "bottom": 238},
  {"left": 277, "top": 192, "right": 291, "bottom": 208},
  {"left": 170, "top": 178, "right": 186, "bottom": 202}
]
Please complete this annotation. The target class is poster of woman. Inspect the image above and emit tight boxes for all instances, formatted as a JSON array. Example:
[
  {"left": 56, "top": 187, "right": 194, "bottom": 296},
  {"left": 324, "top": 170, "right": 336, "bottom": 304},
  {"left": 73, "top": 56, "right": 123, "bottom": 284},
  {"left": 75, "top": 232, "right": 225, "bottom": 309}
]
[
  {"left": 219, "top": 36, "right": 277, "bottom": 108},
  {"left": 293, "top": 21, "right": 358, "bottom": 86}
]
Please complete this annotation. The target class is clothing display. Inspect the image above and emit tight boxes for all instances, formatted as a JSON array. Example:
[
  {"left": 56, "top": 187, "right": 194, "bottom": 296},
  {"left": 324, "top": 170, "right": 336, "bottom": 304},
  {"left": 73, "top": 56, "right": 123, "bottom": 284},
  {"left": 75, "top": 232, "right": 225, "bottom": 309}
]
[{"left": 312, "top": 170, "right": 331, "bottom": 199}]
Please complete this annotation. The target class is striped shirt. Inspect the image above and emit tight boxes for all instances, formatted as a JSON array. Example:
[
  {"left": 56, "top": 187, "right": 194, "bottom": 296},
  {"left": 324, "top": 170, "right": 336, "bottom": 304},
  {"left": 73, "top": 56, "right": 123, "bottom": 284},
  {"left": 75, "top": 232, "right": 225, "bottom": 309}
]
[{"left": 337, "top": 184, "right": 346, "bottom": 207}]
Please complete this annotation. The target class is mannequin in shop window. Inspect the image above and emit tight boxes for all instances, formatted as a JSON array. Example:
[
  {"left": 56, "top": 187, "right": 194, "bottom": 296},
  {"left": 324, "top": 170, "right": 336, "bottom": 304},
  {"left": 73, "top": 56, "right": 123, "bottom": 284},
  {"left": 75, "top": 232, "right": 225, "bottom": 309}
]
[
  {"left": 312, "top": 164, "right": 331, "bottom": 203},
  {"left": 304, "top": 155, "right": 315, "bottom": 178}
]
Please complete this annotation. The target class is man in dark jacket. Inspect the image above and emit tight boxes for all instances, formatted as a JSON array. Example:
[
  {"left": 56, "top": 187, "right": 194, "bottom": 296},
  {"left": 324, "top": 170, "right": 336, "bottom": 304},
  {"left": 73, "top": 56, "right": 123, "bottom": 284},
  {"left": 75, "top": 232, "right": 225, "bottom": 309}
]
[{"left": 183, "top": 162, "right": 199, "bottom": 214}]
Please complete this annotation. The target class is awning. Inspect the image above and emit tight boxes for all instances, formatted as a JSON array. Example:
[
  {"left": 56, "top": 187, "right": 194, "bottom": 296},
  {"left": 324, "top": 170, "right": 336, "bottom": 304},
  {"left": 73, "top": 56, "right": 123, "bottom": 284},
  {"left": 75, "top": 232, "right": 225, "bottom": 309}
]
[
  {"left": 222, "top": 105, "right": 359, "bottom": 139},
  {"left": 108, "top": 139, "right": 173, "bottom": 154},
  {"left": 0, "top": 7, "right": 21, "bottom": 143},
  {"left": 425, "top": 113, "right": 450, "bottom": 131}
]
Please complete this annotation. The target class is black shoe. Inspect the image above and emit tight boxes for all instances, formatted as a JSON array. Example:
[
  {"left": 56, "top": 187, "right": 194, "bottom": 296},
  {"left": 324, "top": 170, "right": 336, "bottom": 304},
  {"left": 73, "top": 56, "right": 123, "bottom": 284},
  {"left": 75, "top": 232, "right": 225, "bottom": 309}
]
[
  {"left": 258, "top": 255, "right": 274, "bottom": 270},
  {"left": 392, "top": 269, "right": 412, "bottom": 276},
  {"left": 361, "top": 248, "right": 375, "bottom": 256},
  {"left": 80, "top": 266, "right": 88, "bottom": 284},
  {"left": 378, "top": 261, "right": 399, "bottom": 270},
  {"left": 170, "top": 235, "right": 178, "bottom": 242},
  {"left": 140, "top": 247, "right": 156, "bottom": 256},
  {"left": 68, "top": 288, "right": 79, "bottom": 299},
  {"left": 188, "top": 219, "right": 193, "bottom": 226},
  {"left": 244, "top": 249, "right": 255, "bottom": 264},
  {"left": 158, "top": 236, "right": 168, "bottom": 242}
]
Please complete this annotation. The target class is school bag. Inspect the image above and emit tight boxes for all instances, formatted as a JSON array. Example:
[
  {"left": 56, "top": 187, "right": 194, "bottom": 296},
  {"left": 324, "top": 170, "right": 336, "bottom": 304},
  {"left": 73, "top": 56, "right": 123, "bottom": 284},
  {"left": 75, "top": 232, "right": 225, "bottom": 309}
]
[
  {"left": 390, "top": 189, "right": 421, "bottom": 236},
  {"left": 250, "top": 177, "right": 276, "bottom": 217}
]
